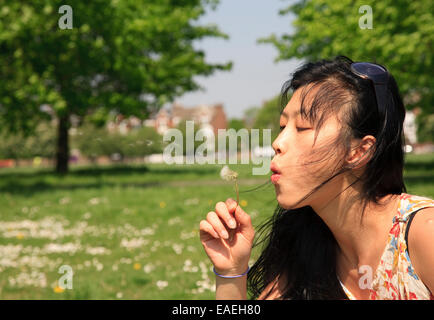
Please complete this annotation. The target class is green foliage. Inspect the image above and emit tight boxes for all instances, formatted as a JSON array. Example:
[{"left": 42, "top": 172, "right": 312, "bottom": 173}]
[
  {"left": 0, "top": 0, "right": 232, "bottom": 170},
  {"left": 72, "top": 124, "right": 163, "bottom": 160},
  {"left": 0, "top": 123, "right": 56, "bottom": 160},
  {"left": 253, "top": 95, "right": 282, "bottom": 141},
  {"left": 416, "top": 112, "right": 434, "bottom": 143},
  {"left": 243, "top": 106, "right": 260, "bottom": 129},
  {"left": 228, "top": 118, "right": 246, "bottom": 131},
  {"left": 258, "top": 0, "right": 434, "bottom": 114}
]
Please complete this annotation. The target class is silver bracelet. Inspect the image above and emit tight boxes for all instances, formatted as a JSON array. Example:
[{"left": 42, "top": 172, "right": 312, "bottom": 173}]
[{"left": 213, "top": 266, "right": 250, "bottom": 278}]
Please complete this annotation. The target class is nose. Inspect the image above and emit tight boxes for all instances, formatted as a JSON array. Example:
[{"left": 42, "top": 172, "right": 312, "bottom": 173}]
[{"left": 272, "top": 136, "right": 283, "bottom": 155}]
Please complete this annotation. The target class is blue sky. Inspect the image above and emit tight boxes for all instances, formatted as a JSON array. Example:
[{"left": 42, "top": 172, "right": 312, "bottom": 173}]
[{"left": 169, "top": 0, "right": 301, "bottom": 120}]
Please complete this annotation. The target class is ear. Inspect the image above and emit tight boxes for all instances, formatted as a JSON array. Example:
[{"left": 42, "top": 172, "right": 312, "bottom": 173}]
[{"left": 345, "top": 135, "right": 376, "bottom": 170}]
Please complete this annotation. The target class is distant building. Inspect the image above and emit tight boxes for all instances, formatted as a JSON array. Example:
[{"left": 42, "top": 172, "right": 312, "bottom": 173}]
[
  {"left": 144, "top": 102, "right": 227, "bottom": 135},
  {"left": 65, "top": 102, "right": 227, "bottom": 137}
]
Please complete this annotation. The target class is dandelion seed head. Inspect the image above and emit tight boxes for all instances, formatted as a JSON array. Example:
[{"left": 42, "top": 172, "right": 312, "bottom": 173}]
[{"left": 220, "top": 165, "right": 238, "bottom": 181}]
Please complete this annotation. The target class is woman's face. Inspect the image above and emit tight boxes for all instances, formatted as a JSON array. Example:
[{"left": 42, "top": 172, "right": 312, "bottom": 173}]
[{"left": 271, "top": 86, "right": 346, "bottom": 210}]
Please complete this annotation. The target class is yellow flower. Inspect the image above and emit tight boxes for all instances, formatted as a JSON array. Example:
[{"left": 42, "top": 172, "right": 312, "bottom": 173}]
[
  {"left": 133, "top": 263, "right": 141, "bottom": 270},
  {"left": 159, "top": 201, "right": 166, "bottom": 208},
  {"left": 53, "top": 286, "right": 65, "bottom": 293},
  {"left": 16, "top": 232, "right": 24, "bottom": 240},
  {"left": 240, "top": 200, "right": 248, "bottom": 207}
]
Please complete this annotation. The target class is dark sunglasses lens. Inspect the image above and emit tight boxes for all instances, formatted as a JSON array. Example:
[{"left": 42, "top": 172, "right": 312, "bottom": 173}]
[{"left": 352, "top": 62, "right": 386, "bottom": 77}]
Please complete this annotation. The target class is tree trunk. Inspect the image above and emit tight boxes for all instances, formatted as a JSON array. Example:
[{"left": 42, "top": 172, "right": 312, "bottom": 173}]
[{"left": 55, "top": 114, "right": 70, "bottom": 174}]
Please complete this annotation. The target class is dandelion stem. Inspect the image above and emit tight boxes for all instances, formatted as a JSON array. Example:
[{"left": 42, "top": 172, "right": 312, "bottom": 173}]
[{"left": 234, "top": 178, "right": 239, "bottom": 206}]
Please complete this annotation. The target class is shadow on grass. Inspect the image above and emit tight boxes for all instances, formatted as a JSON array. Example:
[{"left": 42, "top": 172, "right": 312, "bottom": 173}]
[
  {"left": 0, "top": 163, "right": 218, "bottom": 178},
  {"left": 0, "top": 180, "right": 165, "bottom": 196},
  {"left": 404, "top": 174, "right": 434, "bottom": 185},
  {"left": 0, "top": 164, "right": 223, "bottom": 195},
  {"left": 1, "top": 157, "right": 432, "bottom": 196},
  {"left": 404, "top": 153, "right": 434, "bottom": 172}
]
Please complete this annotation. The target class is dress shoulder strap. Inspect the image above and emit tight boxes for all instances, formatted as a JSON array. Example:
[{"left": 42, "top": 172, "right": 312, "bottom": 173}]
[
  {"left": 398, "top": 193, "right": 434, "bottom": 222},
  {"left": 400, "top": 193, "right": 434, "bottom": 254}
]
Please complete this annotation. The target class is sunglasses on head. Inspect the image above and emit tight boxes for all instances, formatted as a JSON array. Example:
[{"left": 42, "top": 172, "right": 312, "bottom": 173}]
[{"left": 350, "top": 62, "right": 389, "bottom": 121}]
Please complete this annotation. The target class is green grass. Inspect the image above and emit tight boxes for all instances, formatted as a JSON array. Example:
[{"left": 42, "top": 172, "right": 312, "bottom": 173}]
[
  {"left": 0, "top": 162, "right": 276, "bottom": 299},
  {"left": 0, "top": 153, "right": 433, "bottom": 299}
]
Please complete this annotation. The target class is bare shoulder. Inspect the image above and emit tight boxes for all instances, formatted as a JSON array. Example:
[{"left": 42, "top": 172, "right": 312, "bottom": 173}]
[{"left": 408, "top": 206, "right": 434, "bottom": 294}]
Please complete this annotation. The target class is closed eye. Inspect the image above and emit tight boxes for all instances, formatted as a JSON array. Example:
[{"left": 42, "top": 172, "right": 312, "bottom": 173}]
[{"left": 296, "top": 127, "right": 310, "bottom": 132}]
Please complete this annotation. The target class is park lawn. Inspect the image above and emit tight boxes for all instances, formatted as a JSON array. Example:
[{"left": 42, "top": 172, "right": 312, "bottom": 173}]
[
  {"left": 0, "top": 162, "right": 276, "bottom": 299},
  {"left": 0, "top": 153, "right": 432, "bottom": 299}
]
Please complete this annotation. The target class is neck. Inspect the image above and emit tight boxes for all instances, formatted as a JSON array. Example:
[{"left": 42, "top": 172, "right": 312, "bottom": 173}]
[{"left": 309, "top": 175, "right": 400, "bottom": 271}]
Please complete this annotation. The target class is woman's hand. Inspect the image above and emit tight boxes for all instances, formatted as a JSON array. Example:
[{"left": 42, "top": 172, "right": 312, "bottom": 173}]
[{"left": 199, "top": 198, "right": 255, "bottom": 276}]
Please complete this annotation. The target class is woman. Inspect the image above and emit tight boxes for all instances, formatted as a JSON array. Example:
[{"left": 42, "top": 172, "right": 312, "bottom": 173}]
[{"left": 199, "top": 56, "right": 434, "bottom": 300}]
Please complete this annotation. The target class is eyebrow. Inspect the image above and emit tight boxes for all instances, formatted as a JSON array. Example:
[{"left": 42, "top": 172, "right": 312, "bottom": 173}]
[{"left": 280, "top": 110, "right": 301, "bottom": 120}]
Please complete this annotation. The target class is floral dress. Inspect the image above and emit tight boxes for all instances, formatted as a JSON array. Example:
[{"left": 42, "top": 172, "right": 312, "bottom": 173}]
[{"left": 340, "top": 193, "right": 434, "bottom": 300}]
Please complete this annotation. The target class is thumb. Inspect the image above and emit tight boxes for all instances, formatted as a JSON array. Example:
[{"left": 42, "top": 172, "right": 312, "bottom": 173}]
[{"left": 225, "top": 198, "right": 254, "bottom": 241}]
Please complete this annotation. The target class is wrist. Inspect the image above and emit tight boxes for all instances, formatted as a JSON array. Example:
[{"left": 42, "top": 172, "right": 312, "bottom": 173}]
[{"left": 213, "top": 265, "right": 249, "bottom": 278}]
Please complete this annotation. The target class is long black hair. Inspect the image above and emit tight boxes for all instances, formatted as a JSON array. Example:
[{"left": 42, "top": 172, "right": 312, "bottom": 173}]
[{"left": 247, "top": 56, "right": 407, "bottom": 300}]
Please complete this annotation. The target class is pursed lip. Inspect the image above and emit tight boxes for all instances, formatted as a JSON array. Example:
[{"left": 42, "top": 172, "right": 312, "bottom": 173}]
[
  {"left": 270, "top": 162, "right": 282, "bottom": 184},
  {"left": 270, "top": 162, "right": 281, "bottom": 175}
]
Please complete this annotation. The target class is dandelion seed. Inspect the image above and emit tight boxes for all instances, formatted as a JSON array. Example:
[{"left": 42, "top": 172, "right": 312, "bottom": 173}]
[
  {"left": 220, "top": 165, "right": 238, "bottom": 181},
  {"left": 220, "top": 165, "right": 239, "bottom": 205},
  {"left": 116, "top": 292, "right": 123, "bottom": 299}
]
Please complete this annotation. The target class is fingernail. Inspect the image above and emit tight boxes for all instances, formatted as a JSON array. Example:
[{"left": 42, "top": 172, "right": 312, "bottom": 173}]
[
  {"left": 221, "top": 230, "right": 229, "bottom": 239},
  {"left": 229, "top": 219, "right": 236, "bottom": 229}
]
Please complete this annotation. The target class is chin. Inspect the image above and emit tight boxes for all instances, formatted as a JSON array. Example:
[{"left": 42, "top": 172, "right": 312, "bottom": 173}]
[
  {"left": 276, "top": 192, "right": 307, "bottom": 210},
  {"left": 275, "top": 194, "right": 292, "bottom": 210}
]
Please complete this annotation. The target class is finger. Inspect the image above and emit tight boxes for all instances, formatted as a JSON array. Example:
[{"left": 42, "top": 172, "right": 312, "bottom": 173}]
[
  {"left": 199, "top": 220, "right": 219, "bottom": 239},
  {"left": 225, "top": 198, "right": 239, "bottom": 214},
  {"left": 233, "top": 204, "right": 255, "bottom": 242},
  {"left": 207, "top": 211, "right": 229, "bottom": 239},
  {"left": 215, "top": 201, "right": 237, "bottom": 229}
]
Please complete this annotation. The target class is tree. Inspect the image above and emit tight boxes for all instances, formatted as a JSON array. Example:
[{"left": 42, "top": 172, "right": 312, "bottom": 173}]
[
  {"left": 258, "top": 0, "right": 433, "bottom": 126},
  {"left": 0, "top": 0, "right": 232, "bottom": 173},
  {"left": 250, "top": 95, "right": 283, "bottom": 143},
  {"left": 228, "top": 118, "right": 245, "bottom": 131},
  {"left": 243, "top": 106, "right": 260, "bottom": 129}
]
